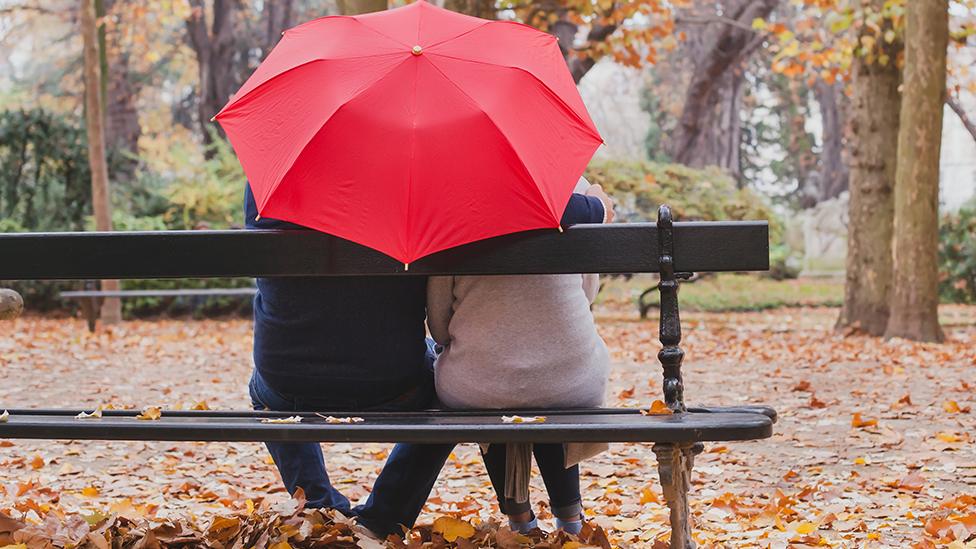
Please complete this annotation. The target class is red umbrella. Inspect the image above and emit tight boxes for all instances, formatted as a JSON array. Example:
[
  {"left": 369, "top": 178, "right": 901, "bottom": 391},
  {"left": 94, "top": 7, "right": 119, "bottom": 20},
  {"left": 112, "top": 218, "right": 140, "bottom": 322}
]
[{"left": 215, "top": 0, "right": 602, "bottom": 265}]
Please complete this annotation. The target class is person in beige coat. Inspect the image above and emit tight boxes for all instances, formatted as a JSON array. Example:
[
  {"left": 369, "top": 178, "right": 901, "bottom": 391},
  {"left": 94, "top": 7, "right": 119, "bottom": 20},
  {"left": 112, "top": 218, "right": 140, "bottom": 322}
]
[{"left": 426, "top": 178, "right": 612, "bottom": 534}]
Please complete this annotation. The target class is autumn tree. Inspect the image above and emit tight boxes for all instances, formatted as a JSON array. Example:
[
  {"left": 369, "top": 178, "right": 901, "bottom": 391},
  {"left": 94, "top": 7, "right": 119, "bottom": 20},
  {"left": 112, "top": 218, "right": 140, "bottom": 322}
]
[
  {"left": 885, "top": 0, "right": 949, "bottom": 342},
  {"left": 837, "top": 1, "right": 902, "bottom": 336},
  {"left": 667, "top": 0, "right": 779, "bottom": 178},
  {"left": 81, "top": 0, "right": 122, "bottom": 324}
]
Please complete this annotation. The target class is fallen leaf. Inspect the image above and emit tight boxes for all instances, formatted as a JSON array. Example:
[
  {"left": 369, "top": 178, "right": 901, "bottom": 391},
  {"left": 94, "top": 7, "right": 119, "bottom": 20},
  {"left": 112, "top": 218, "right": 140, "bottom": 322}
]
[
  {"left": 315, "top": 415, "right": 365, "bottom": 424},
  {"left": 501, "top": 415, "right": 546, "bottom": 423},
  {"left": 261, "top": 416, "right": 303, "bottom": 424},
  {"left": 943, "top": 400, "right": 971, "bottom": 413},
  {"left": 641, "top": 400, "right": 672, "bottom": 415},
  {"left": 432, "top": 516, "right": 475, "bottom": 542},
  {"left": 136, "top": 406, "right": 162, "bottom": 421},
  {"left": 851, "top": 413, "right": 877, "bottom": 428},
  {"left": 76, "top": 407, "right": 103, "bottom": 419}
]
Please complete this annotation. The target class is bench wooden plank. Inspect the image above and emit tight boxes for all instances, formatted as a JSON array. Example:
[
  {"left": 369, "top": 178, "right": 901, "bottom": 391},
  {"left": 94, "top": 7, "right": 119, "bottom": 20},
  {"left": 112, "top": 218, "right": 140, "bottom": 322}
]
[
  {"left": 0, "top": 410, "right": 772, "bottom": 443},
  {"left": 0, "top": 222, "right": 768, "bottom": 280},
  {"left": 61, "top": 289, "right": 256, "bottom": 298}
]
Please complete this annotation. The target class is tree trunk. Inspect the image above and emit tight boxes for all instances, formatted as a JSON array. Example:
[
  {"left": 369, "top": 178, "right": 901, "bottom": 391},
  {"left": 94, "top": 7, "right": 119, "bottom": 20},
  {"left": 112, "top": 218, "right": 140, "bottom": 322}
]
[
  {"left": 836, "top": 45, "right": 901, "bottom": 336},
  {"left": 186, "top": 0, "right": 240, "bottom": 146},
  {"left": 337, "top": 0, "right": 387, "bottom": 15},
  {"left": 814, "top": 79, "right": 849, "bottom": 202},
  {"left": 885, "top": 0, "right": 948, "bottom": 342},
  {"left": 82, "top": 0, "right": 121, "bottom": 325},
  {"left": 668, "top": 0, "right": 778, "bottom": 177},
  {"left": 264, "top": 0, "right": 295, "bottom": 57},
  {"left": 442, "top": 0, "right": 493, "bottom": 18}
]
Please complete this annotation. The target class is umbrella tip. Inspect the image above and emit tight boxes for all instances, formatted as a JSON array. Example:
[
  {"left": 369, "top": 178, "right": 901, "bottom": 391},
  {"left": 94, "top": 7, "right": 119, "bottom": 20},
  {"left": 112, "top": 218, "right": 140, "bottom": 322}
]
[
  {"left": 255, "top": 215, "right": 261, "bottom": 221},
  {"left": 404, "top": 263, "right": 410, "bottom": 271},
  {"left": 558, "top": 225, "right": 564, "bottom": 233},
  {"left": 210, "top": 116, "right": 216, "bottom": 122}
]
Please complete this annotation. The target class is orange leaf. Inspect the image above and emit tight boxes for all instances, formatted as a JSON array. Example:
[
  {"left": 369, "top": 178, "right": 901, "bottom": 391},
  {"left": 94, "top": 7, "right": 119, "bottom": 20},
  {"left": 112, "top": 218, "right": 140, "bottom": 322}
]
[
  {"left": 136, "top": 406, "right": 162, "bottom": 421},
  {"left": 851, "top": 413, "right": 877, "bottom": 428},
  {"left": 642, "top": 400, "right": 672, "bottom": 415}
]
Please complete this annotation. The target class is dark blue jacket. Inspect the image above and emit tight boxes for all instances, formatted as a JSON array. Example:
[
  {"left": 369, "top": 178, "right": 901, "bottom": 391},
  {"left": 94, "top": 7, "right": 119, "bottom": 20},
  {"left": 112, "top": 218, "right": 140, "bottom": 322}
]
[{"left": 245, "top": 183, "right": 604, "bottom": 403}]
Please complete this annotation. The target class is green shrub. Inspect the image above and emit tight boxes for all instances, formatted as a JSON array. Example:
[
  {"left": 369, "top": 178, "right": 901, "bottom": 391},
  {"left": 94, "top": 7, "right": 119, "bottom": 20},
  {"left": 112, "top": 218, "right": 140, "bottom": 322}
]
[
  {"left": 584, "top": 159, "right": 783, "bottom": 237},
  {"left": 119, "top": 278, "right": 254, "bottom": 319},
  {"left": 0, "top": 108, "right": 93, "bottom": 232},
  {"left": 584, "top": 160, "right": 789, "bottom": 276},
  {"left": 939, "top": 208, "right": 976, "bottom": 304},
  {"left": 161, "top": 133, "right": 243, "bottom": 229}
]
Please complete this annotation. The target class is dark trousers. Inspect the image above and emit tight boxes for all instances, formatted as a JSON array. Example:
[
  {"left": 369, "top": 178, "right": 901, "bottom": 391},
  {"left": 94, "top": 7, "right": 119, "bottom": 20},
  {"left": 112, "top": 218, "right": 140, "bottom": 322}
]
[
  {"left": 248, "top": 354, "right": 454, "bottom": 536},
  {"left": 481, "top": 443, "right": 583, "bottom": 519}
]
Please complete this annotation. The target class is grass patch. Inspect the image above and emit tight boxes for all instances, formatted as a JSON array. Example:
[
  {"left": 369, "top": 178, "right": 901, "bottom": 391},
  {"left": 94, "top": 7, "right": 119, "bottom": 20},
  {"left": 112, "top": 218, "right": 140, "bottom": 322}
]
[{"left": 600, "top": 273, "right": 843, "bottom": 313}]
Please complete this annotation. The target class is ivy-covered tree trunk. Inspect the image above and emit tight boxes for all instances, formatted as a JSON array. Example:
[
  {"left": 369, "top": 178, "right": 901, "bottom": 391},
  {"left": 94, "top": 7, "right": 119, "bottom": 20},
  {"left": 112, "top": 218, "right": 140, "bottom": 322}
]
[
  {"left": 885, "top": 0, "right": 949, "bottom": 342},
  {"left": 668, "top": 0, "right": 778, "bottom": 179},
  {"left": 186, "top": 0, "right": 240, "bottom": 147},
  {"left": 82, "top": 0, "right": 122, "bottom": 325},
  {"left": 836, "top": 23, "right": 901, "bottom": 336},
  {"left": 337, "top": 0, "right": 386, "bottom": 14},
  {"left": 813, "top": 79, "right": 849, "bottom": 202}
]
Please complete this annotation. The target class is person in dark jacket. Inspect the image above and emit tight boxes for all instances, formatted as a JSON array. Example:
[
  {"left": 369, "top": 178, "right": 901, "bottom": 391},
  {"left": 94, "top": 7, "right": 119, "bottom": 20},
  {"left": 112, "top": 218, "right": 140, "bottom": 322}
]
[{"left": 244, "top": 180, "right": 614, "bottom": 537}]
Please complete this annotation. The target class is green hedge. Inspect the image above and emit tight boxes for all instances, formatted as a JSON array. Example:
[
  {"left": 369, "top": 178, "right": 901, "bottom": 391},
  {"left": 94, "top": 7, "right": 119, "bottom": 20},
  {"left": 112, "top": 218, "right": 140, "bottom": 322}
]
[
  {"left": 583, "top": 160, "right": 793, "bottom": 277},
  {"left": 939, "top": 208, "right": 976, "bottom": 304}
]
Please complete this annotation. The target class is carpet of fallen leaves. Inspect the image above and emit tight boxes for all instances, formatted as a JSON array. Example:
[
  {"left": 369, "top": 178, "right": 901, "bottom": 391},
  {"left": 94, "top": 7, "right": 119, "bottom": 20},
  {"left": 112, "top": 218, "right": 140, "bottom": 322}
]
[{"left": 1, "top": 301, "right": 975, "bottom": 548}]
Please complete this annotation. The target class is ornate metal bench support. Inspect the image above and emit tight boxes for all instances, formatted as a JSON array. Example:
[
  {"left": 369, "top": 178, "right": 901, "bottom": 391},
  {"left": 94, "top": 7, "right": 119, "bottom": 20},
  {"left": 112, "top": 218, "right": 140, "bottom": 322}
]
[
  {"left": 653, "top": 442, "right": 699, "bottom": 549},
  {"left": 654, "top": 205, "right": 698, "bottom": 547}
]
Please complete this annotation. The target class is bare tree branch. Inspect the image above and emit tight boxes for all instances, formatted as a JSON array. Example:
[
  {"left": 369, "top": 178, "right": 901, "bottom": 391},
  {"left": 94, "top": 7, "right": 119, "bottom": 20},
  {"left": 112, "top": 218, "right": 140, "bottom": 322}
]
[
  {"left": 675, "top": 14, "right": 758, "bottom": 32},
  {"left": 947, "top": 94, "right": 976, "bottom": 145}
]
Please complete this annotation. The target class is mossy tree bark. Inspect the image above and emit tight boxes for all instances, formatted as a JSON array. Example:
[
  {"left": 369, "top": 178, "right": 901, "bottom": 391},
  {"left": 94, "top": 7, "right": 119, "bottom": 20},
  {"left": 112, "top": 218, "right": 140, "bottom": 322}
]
[
  {"left": 82, "top": 0, "right": 122, "bottom": 325},
  {"left": 884, "top": 0, "right": 949, "bottom": 342},
  {"left": 337, "top": 0, "right": 387, "bottom": 15},
  {"left": 836, "top": 9, "right": 902, "bottom": 336}
]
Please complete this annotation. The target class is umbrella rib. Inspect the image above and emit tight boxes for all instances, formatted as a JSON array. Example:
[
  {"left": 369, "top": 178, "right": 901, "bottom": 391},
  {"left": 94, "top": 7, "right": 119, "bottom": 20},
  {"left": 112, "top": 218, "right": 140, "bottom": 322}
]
[
  {"left": 256, "top": 56, "right": 415, "bottom": 213},
  {"left": 349, "top": 15, "right": 411, "bottom": 49},
  {"left": 420, "top": 57, "right": 561, "bottom": 225},
  {"left": 424, "top": 52, "right": 602, "bottom": 143},
  {"left": 421, "top": 20, "right": 493, "bottom": 51},
  {"left": 216, "top": 53, "right": 406, "bottom": 120}
]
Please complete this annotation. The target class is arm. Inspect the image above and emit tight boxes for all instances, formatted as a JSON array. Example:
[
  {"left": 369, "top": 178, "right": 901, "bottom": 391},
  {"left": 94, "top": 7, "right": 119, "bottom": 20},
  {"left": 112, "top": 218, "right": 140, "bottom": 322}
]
[
  {"left": 561, "top": 193, "right": 605, "bottom": 226},
  {"left": 426, "top": 276, "right": 455, "bottom": 346},
  {"left": 244, "top": 182, "right": 305, "bottom": 230},
  {"left": 581, "top": 274, "right": 600, "bottom": 304}
]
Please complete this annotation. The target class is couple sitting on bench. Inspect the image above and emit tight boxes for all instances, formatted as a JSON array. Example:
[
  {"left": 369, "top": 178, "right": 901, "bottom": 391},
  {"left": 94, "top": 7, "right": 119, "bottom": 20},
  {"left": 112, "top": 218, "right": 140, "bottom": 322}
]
[{"left": 244, "top": 178, "right": 616, "bottom": 540}]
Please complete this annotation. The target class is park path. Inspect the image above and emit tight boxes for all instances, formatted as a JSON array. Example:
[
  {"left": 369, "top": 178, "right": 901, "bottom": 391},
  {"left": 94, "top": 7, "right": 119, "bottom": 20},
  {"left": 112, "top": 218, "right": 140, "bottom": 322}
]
[{"left": 1, "top": 303, "right": 974, "bottom": 548}]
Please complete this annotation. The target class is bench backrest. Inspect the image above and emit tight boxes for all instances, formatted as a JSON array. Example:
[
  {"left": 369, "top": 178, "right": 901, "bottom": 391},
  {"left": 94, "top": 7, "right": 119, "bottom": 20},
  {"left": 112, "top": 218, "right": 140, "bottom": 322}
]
[
  {"left": 0, "top": 206, "right": 768, "bottom": 413},
  {"left": 0, "top": 215, "right": 767, "bottom": 280}
]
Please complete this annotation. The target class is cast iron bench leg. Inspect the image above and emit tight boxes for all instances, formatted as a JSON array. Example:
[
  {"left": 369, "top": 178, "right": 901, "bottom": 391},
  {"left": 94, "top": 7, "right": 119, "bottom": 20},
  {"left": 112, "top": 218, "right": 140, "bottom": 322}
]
[
  {"left": 653, "top": 442, "right": 702, "bottom": 549},
  {"left": 79, "top": 296, "right": 98, "bottom": 333}
]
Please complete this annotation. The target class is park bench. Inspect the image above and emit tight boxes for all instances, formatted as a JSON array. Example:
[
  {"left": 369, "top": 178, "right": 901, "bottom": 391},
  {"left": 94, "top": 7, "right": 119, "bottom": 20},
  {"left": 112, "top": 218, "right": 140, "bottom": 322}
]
[
  {"left": 0, "top": 206, "right": 774, "bottom": 548},
  {"left": 60, "top": 284, "right": 256, "bottom": 332}
]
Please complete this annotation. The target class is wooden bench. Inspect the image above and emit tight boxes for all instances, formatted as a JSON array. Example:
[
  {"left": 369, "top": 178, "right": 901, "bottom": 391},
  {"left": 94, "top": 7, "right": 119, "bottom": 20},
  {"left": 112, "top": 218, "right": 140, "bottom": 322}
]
[
  {"left": 0, "top": 206, "right": 773, "bottom": 547},
  {"left": 60, "top": 285, "right": 256, "bottom": 332}
]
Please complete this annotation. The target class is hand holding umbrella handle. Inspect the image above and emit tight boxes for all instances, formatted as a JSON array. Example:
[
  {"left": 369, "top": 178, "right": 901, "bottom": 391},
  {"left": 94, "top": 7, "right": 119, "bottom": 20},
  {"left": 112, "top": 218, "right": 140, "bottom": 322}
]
[{"left": 584, "top": 184, "right": 615, "bottom": 223}]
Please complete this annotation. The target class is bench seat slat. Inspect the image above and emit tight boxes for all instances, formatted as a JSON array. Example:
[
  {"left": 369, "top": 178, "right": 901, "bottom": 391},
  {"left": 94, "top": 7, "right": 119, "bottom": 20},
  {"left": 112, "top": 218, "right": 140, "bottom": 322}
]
[{"left": 0, "top": 410, "right": 772, "bottom": 444}]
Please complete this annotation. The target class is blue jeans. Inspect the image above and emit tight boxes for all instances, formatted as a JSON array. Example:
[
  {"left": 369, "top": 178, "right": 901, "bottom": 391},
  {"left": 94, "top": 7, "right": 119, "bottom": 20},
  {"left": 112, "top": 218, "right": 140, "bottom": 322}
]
[{"left": 248, "top": 340, "right": 454, "bottom": 535}]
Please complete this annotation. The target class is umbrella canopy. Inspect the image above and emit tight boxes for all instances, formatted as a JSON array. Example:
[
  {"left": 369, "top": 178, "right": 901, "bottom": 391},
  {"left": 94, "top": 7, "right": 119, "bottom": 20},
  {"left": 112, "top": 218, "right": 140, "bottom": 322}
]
[{"left": 215, "top": 0, "right": 602, "bottom": 264}]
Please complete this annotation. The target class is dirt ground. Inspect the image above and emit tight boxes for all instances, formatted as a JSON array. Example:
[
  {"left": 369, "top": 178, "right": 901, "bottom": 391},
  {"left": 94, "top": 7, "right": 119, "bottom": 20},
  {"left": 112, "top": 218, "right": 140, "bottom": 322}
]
[{"left": 1, "top": 301, "right": 974, "bottom": 547}]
